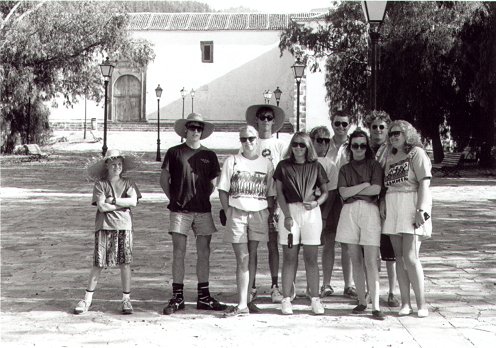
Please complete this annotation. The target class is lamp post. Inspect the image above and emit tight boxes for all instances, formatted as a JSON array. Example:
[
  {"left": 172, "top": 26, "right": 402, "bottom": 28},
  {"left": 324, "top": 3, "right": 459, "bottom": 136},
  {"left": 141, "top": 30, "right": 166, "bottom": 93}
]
[
  {"left": 273, "top": 86, "right": 282, "bottom": 107},
  {"left": 180, "top": 87, "right": 187, "bottom": 142},
  {"left": 155, "top": 84, "right": 163, "bottom": 162},
  {"left": 190, "top": 88, "right": 195, "bottom": 113},
  {"left": 263, "top": 90, "right": 273, "bottom": 104},
  {"left": 362, "top": 1, "right": 387, "bottom": 111},
  {"left": 99, "top": 57, "right": 114, "bottom": 157},
  {"left": 292, "top": 57, "right": 306, "bottom": 132}
]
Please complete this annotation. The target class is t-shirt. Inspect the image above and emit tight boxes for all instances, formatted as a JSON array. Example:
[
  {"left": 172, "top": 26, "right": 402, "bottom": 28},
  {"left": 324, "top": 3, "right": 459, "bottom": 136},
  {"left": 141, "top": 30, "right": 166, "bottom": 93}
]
[
  {"left": 384, "top": 146, "right": 432, "bottom": 192},
  {"left": 92, "top": 178, "right": 140, "bottom": 231},
  {"left": 338, "top": 158, "right": 383, "bottom": 204},
  {"left": 273, "top": 159, "right": 328, "bottom": 203},
  {"left": 326, "top": 136, "right": 349, "bottom": 169},
  {"left": 317, "top": 157, "right": 339, "bottom": 191},
  {"left": 217, "top": 154, "right": 276, "bottom": 212},
  {"left": 373, "top": 142, "right": 391, "bottom": 168},
  {"left": 162, "top": 143, "right": 220, "bottom": 212},
  {"left": 257, "top": 137, "right": 287, "bottom": 168}
]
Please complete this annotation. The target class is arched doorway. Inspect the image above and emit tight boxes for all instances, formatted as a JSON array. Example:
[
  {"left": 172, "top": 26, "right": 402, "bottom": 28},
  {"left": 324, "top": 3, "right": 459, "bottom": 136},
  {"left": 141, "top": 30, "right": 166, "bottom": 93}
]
[{"left": 113, "top": 75, "right": 141, "bottom": 122}]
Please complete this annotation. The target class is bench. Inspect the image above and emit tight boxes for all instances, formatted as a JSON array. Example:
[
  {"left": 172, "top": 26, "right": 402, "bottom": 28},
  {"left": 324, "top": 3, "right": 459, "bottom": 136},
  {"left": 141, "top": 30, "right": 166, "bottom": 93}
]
[
  {"left": 432, "top": 152, "right": 464, "bottom": 176},
  {"left": 22, "top": 144, "right": 49, "bottom": 162}
]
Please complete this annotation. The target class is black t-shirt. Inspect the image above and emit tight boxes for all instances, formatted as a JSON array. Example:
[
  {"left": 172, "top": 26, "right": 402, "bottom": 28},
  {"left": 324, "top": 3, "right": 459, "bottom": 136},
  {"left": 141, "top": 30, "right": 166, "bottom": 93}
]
[
  {"left": 162, "top": 143, "right": 220, "bottom": 212},
  {"left": 273, "top": 159, "right": 328, "bottom": 203},
  {"left": 338, "top": 158, "right": 383, "bottom": 204}
]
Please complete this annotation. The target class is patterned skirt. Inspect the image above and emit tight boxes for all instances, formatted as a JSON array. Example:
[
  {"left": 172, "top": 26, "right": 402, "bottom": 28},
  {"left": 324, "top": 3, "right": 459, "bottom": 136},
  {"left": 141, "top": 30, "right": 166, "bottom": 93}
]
[{"left": 93, "top": 230, "right": 133, "bottom": 267}]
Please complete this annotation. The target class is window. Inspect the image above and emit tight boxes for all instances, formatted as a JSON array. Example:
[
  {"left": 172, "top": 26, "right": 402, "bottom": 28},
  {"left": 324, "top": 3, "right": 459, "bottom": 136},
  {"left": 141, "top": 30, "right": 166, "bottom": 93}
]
[{"left": 201, "top": 41, "right": 213, "bottom": 63}]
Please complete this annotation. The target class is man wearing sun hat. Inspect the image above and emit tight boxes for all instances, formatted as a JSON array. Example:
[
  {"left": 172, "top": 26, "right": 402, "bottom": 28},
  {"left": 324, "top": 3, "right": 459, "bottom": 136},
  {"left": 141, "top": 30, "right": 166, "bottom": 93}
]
[
  {"left": 160, "top": 112, "right": 227, "bottom": 315},
  {"left": 245, "top": 104, "right": 287, "bottom": 303}
]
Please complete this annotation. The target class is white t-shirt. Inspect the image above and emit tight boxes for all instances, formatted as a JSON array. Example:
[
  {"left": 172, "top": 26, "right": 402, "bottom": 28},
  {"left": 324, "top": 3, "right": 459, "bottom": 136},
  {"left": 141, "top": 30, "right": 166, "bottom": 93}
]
[
  {"left": 318, "top": 157, "right": 339, "bottom": 191},
  {"left": 218, "top": 154, "right": 276, "bottom": 212},
  {"left": 257, "top": 137, "right": 287, "bottom": 168}
]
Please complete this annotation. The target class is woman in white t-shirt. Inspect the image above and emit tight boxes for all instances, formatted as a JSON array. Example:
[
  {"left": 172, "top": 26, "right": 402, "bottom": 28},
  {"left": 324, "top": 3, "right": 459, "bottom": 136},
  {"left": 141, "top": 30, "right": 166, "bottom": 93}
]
[
  {"left": 382, "top": 120, "right": 432, "bottom": 318},
  {"left": 218, "top": 126, "right": 276, "bottom": 317}
]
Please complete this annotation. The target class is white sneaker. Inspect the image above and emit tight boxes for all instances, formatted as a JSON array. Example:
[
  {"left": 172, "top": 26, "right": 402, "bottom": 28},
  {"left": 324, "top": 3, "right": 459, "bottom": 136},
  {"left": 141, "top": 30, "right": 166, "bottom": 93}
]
[
  {"left": 281, "top": 297, "right": 293, "bottom": 315},
  {"left": 74, "top": 299, "right": 90, "bottom": 314},
  {"left": 249, "top": 287, "right": 257, "bottom": 302},
  {"left": 311, "top": 297, "right": 325, "bottom": 315},
  {"left": 271, "top": 285, "right": 283, "bottom": 303}
]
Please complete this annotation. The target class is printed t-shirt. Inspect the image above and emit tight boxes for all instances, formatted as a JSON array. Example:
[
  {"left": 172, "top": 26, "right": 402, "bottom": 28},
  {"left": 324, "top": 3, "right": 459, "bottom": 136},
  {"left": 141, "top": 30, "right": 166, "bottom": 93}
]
[
  {"left": 273, "top": 159, "right": 328, "bottom": 203},
  {"left": 257, "top": 137, "right": 287, "bottom": 168},
  {"left": 217, "top": 154, "right": 275, "bottom": 212},
  {"left": 384, "top": 147, "right": 432, "bottom": 192},
  {"left": 162, "top": 143, "right": 220, "bottom": 212},
  {"left": 338, "top": 158, "right": 383, "bottom": 204}
]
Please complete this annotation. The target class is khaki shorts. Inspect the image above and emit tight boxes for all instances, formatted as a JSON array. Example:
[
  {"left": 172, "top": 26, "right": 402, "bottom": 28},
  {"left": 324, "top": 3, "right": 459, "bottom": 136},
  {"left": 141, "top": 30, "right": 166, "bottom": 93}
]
[
  {"left": 336, "top": 200, "right": 381, "bottom": 247},
  {"left": 224, "top": 206, "right": 269, "bottom": 243},
  {"left": 278, "top": 203, "right": 322, "bottom": 246},
  {"left": 169, "top": 211, "right": 217, "bottom": 236}
]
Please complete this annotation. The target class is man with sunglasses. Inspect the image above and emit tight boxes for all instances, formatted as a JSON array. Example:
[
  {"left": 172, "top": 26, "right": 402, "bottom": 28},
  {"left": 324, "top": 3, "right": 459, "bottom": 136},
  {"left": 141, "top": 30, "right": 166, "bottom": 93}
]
[
  {"left": 245, "top": 104, "right": 287, "bottom": 303},
  {"left": 324, "top": 110, "right": 357, "bottom": 299},
  {"left": 365, "top": 110, "right": 400, "bottom": 308},
  {"left": 160, "top": 112, "right": 227, "bottom": 315}
]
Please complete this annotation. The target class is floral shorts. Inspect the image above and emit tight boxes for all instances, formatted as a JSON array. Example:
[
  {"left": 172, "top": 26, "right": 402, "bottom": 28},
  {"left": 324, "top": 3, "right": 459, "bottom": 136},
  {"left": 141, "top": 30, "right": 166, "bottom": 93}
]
[{"left": 94, "top": 230, "right": 133, "bottom": 267}]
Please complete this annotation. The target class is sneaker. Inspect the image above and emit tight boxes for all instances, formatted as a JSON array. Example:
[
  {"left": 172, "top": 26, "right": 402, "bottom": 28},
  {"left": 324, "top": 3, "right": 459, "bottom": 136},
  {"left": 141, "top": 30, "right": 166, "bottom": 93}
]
[
  {"left": 223, "top": 305, "right": 249, "bottom": 318},
  {"left": 247, "top": 301, "right": 261, "bottom": 313},
  {"left": 352, "top": 304, "right": 367, "bottom": 314},
  {"left": 311, "top": 297, "right": 325, "bottom": 315},
  {"left": 271, "top": 285, "right": 283, "bottom": 303},
  {"left": 74, "top": 300, "right": 90, "bottom": 314},
  {"left": 344, "top": 286, "right": 358, "bottom": 299},
  {"left": 417, "top": 308, "right": 429, "bottom": 318},
  {"left": 249, "top": 287, "right": 257, "bottom": 302},
  {"left": 281, "top": 297, "right": 293, "bottom": 315},
  {"left": 121, "top": 298, "right": 133, "bottom": 314},
  {"left": 163, "top": 297, "right": 185, "bottom": 315},
  {"left": 398, "top": 306, "right": 413, "bottom": 316},
  {"left": 372, "top": 310, "right": 385, "bottom": 320},
  {"left": 197, "top": 296, "right": 228, "bottom": 311},
  {"left": 387, "top": 293, "right": 400, "bottom": 307},
  {"left": 320, "top": 285, "right": 334, "bottom": 298}
]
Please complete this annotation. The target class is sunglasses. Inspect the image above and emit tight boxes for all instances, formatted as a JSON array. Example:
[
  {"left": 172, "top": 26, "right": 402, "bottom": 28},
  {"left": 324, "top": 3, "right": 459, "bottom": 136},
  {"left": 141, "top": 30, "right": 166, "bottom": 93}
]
[
  {"left": 258, "top": 115, "right": 274, "bottom": 122},
  {"left": 372, "top": 124, "right": 386, "bottom": 130},
  {"left": 351, "top": 143, "right": 367, "bottom": 150},
  {"left": 186, "top": 124, "right": 204, "bottom": 132},
  {"left": 240, "top": 136, "right": 257, "bottom": 143},
  {"left": 334, "top": 121, "right": 349, "bottom": 128},
  {"left": 291, "top": 142, "right": 307, "bottom": 148},
  {"left": 315, "top": 138, "right": 331, "bottom": 144},
  {"left": 388, "top": 131, "right": 402, "bottom": 137}
]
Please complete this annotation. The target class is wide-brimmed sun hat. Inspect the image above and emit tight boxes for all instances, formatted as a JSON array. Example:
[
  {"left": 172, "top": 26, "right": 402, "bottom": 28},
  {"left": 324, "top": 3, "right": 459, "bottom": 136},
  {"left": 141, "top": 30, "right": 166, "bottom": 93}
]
[
  {"left": 86, "top": 149, "right": 141, "bottom": 181},
  {"left": 245, "top": 104, "right": 286, "bottom": 134},
  {"left": 174, "top": 112, "right": 214, "bottom": 140}
]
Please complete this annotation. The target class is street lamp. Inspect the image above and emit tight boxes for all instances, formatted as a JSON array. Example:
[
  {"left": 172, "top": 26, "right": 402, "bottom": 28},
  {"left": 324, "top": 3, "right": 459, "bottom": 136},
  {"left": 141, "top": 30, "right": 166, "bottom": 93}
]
[
  {"left": 99, "top": 57, "right": 114, "bottom": 157},
  {"left": 273, "top": 86, "right": 282, "bottom": 107},
  {"left": 180, "top": 87, "right": 187, "bottom": 143},
  {"left": 190, "top": 88, "right": 195, "bottom": 113},
  {"left": 362, "top": 1, "right": 387, "bottom": 111},
  {"left": 155, "top": 84, "right": 163, "bottom": 162},
  {"left": 292, "top": 57, "right": 306, "bottom": 132},
  {"left": 263, "top": 89, "right": 273, "bottom": 104}
]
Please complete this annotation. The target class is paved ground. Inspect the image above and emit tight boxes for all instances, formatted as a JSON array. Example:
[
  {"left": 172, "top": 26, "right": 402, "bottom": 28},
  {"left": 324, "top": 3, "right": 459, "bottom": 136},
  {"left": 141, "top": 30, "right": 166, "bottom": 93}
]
[{"left": 1, "top": 134, "right": 496, "bottom": 347}]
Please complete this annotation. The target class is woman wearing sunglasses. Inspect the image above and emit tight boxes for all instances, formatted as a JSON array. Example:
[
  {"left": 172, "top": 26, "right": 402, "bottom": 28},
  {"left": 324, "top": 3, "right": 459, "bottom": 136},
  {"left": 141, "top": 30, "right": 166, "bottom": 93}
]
[
  {"left": 382, "top": 120, "right": 432, "bottom": 318},
  {"left": 273, "top": 132, "right": 328, "bottom": 315},
  {"left": 218, "top": 126, "right": 276, "bottom": 317},
  {"left": 335, "top": 129, "right": 385, "bottom": 320}
]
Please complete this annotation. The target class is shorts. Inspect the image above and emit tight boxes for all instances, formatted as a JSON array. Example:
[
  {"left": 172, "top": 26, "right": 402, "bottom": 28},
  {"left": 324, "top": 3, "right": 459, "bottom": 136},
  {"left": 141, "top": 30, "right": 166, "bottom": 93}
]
[
  {"left": 224, "top": 206, "right": 269, "bottom": 243},
  {"left": 380, "top": 234, "right": 395, "bottom": 261},
  {"left": 336, "top": 200, "right": 381, "bottom": 247},
  {"left": 382, "top": 191, "right": 432, "bottom": 241},
  {"left": 169, "top": 211, "right": 217, "bottom": 236},
  {"left": 94, "top": 230, "right": 132, "bottom": 267},
  {"left": 278, "top": 203, "right": 322, "bottom": 246}
]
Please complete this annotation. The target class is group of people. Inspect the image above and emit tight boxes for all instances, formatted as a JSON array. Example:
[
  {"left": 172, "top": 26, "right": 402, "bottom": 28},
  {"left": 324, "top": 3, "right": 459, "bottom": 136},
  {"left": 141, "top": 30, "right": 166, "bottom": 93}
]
[{"left": 74, "top": 104, "right": 433, "bottom": 320}]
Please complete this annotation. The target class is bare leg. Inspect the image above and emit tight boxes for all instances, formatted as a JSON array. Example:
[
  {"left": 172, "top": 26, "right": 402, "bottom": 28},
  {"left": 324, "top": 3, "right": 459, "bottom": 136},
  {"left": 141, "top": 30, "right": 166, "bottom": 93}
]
[
  {"left": 347, "top": 244, "right": 366, "bottom": 305},
  {"left": 119, "top": 264, "right": 131, "bottom": 293},
  {"left": 386, "top": 260, "right": 397, "bottom": 295},
  {"left": 321, "top": 235, "right": 336, "bottom": 287},
  {"left": 281, "top": 245, "right": 300, "bottom": 298},
  {"left": 363, "top": 246, "right": 380, "bottom": 311},
  {"left": 401, "top": 234, "right": 426, "bottom": 311},
  {"left": 171, "top": 233, "right": 187, "bottom": 283},
  {"left": 196, "top": 235, "right": 212, "bottom": 283},
  {"left": 248, "top": 241, "right": 259, "bottom": 300},
  {"left": 303, "top": 245, "right": 320, "bottom": 298},
  {"left": 232, "top": 243, "right": 250, "bottom": 308},
  {"left": 341, "top": 244, "right": 354, "bottom": 288},
  {"left": 390, "top": 235, "right": 412, "bottom": 310}
]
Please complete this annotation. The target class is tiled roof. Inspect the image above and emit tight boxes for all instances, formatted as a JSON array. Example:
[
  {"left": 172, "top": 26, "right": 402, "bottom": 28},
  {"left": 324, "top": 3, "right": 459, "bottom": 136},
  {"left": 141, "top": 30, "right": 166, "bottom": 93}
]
[{"left": 128, "top": 12, "right": 325, "bottom": 31}]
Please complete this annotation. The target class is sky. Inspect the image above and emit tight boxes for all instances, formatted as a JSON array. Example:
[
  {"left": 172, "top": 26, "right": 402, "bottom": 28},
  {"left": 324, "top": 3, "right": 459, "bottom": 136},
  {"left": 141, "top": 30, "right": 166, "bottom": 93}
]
[{"left": 190, "top": 0, "right": 334, "bottom": 13}]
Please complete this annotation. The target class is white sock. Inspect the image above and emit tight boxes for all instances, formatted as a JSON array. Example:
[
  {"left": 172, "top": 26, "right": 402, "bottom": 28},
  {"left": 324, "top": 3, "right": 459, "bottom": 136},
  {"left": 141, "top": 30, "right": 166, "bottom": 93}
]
[
  {"left": 84, "top": 290, "right": 94, "bottom": 305},
  {"left": 122, "top": 292, "right": 130, "bottom": 301}
]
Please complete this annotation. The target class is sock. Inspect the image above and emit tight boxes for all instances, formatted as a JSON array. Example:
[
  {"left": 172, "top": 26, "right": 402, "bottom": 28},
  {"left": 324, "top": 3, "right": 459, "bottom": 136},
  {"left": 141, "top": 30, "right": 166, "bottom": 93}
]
[
  {"left": 197, "top": 282, "right": 210, "bottom": 300},
  {"left": 122, "top": 292, "right": 130, "bottom": 301},
  {"left": 172, "top": 283, "right": 184, "bottom": 301},
  {"left": 84, "top": 289, "right": 94, "bottom": 305},
  {"left": 271, "top": 276, "right": 278, "bottom": 288}
]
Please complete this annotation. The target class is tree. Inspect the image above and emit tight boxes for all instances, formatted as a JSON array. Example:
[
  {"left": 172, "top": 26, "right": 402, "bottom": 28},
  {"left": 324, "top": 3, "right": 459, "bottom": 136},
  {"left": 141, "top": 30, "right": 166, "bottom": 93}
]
[{"left": 0, "top": 1, "right": 155, "bottom": 153}]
